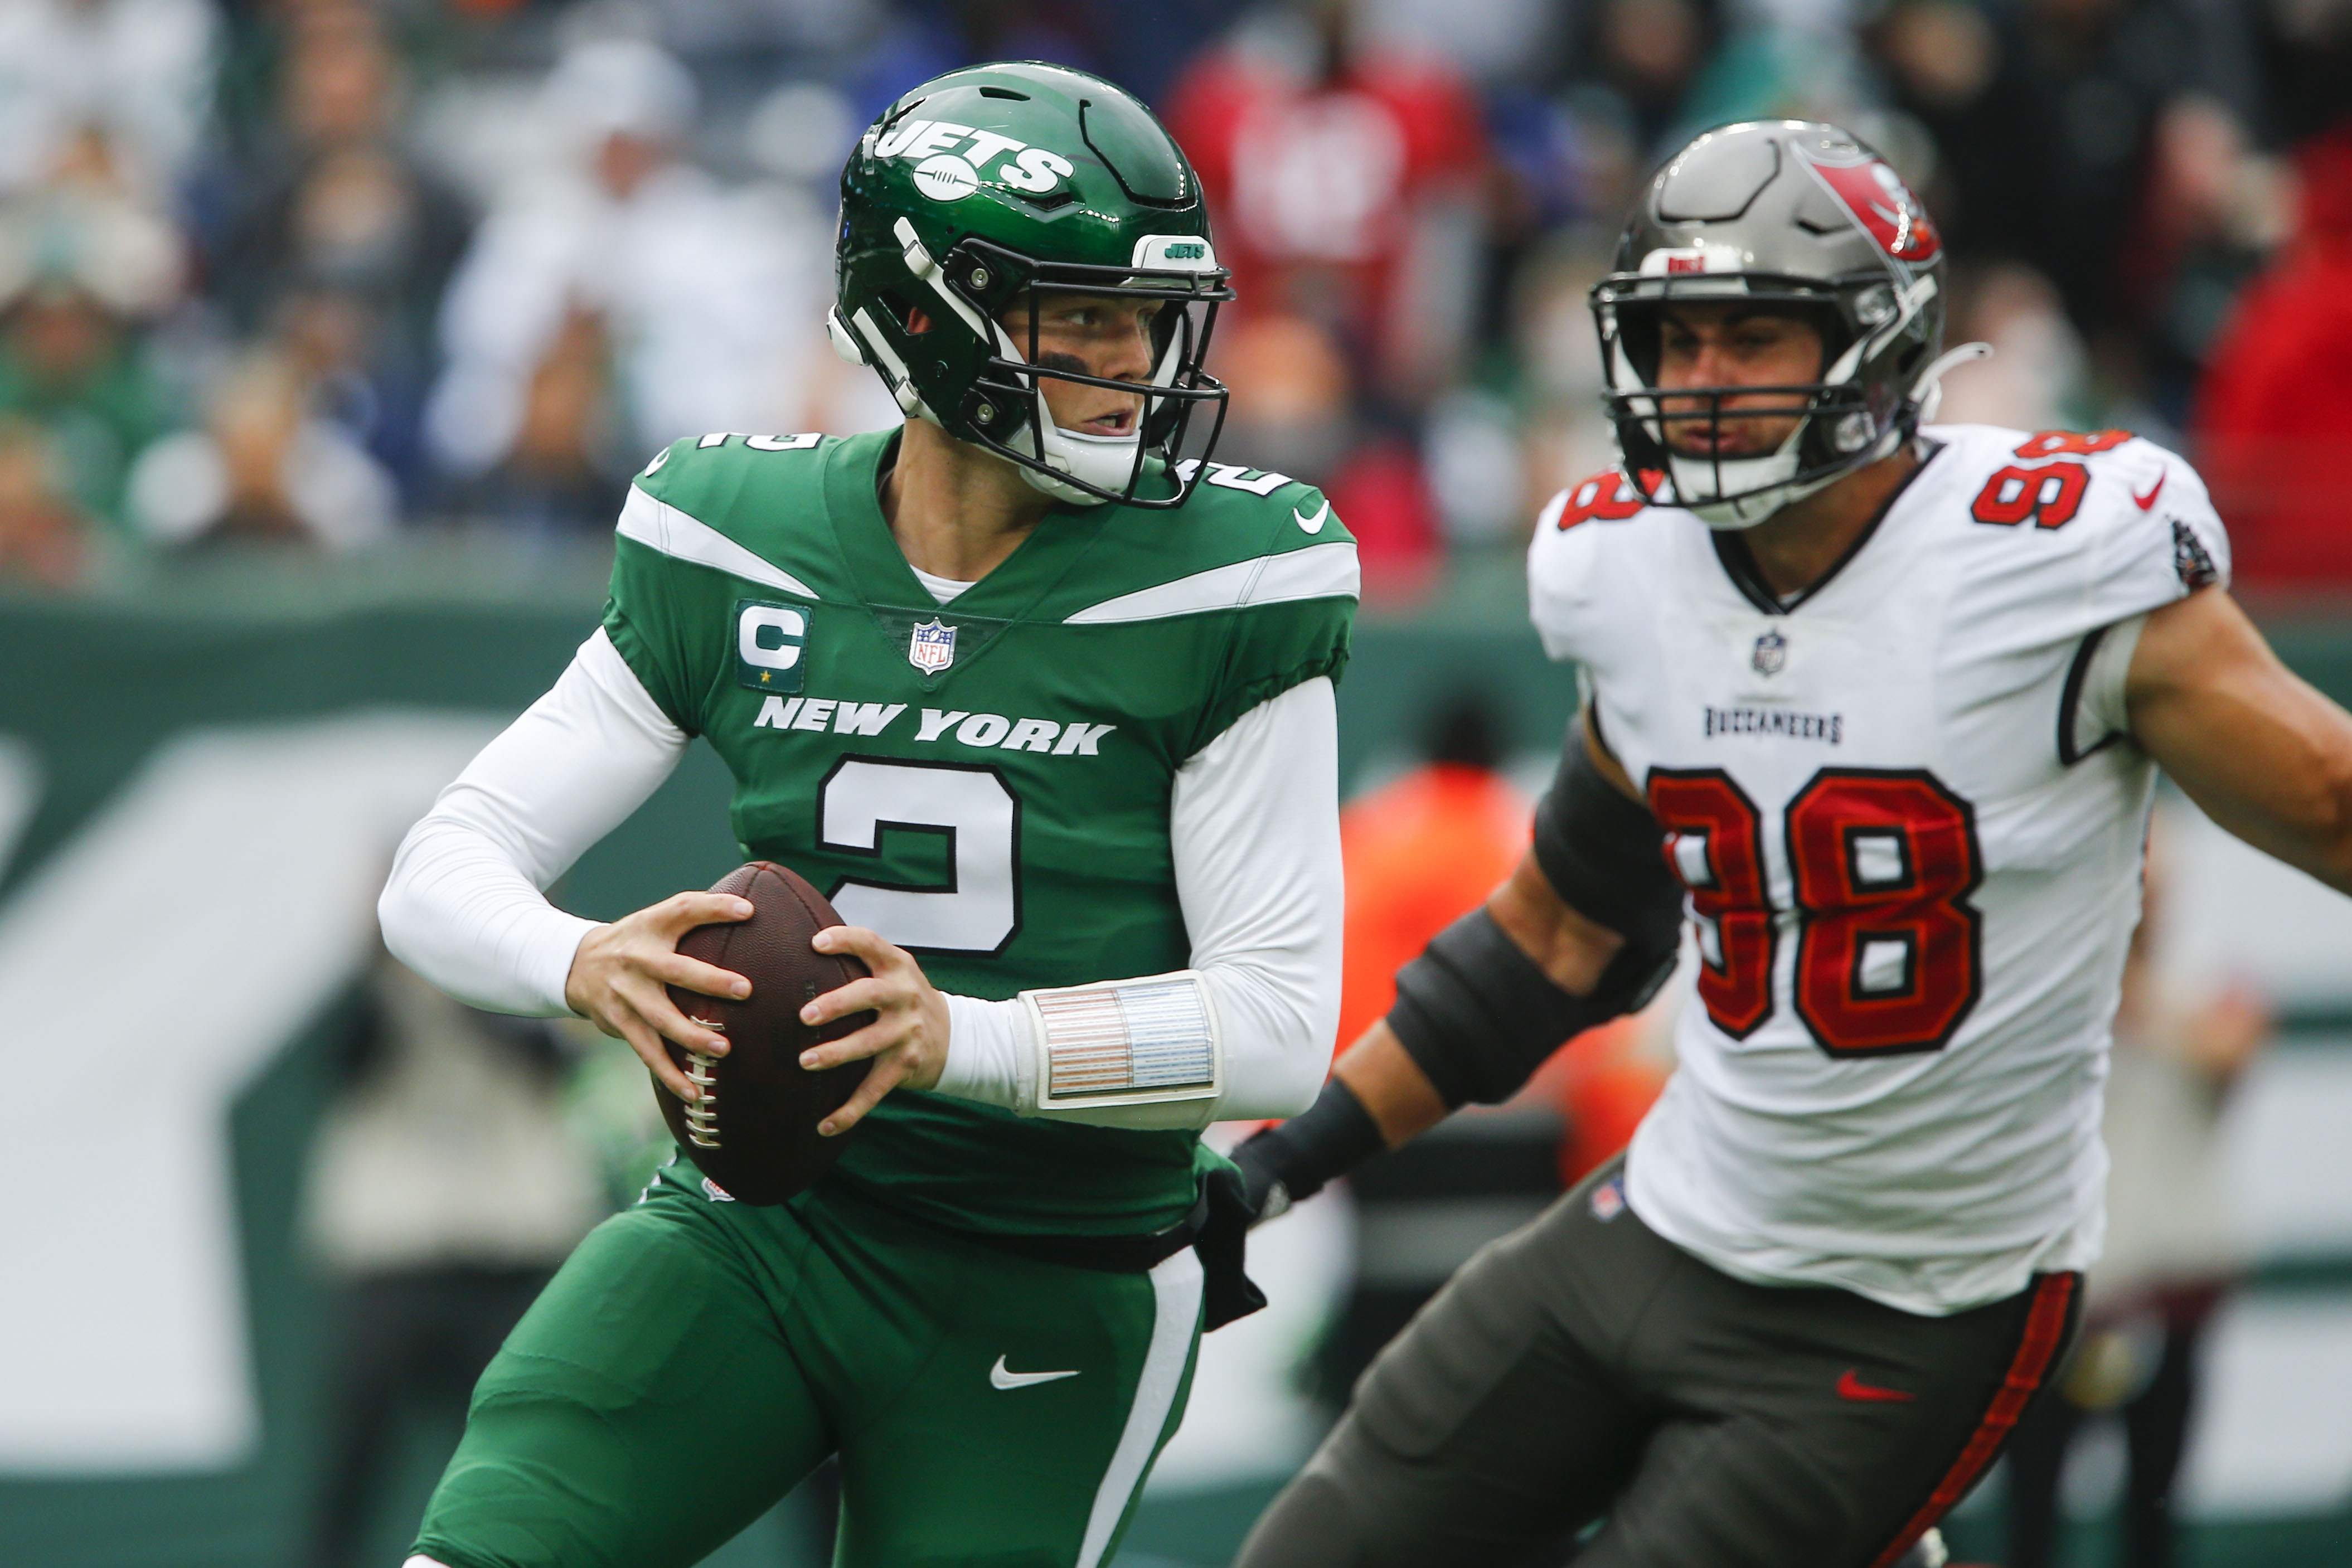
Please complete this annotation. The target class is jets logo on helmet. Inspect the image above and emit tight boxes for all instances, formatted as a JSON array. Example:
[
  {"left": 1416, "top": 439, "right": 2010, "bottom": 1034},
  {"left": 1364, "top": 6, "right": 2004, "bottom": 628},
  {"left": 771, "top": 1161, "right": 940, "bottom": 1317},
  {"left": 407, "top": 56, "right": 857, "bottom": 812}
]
[
  {"left": 1588, "top": 121, "right": 1986, "bottom": 530},
  {"left": 828, "top": 63, "right": 1233, "bottom": 509},
  {"left": 866, "top": 116, "right": 1081, "bottom": 200}
]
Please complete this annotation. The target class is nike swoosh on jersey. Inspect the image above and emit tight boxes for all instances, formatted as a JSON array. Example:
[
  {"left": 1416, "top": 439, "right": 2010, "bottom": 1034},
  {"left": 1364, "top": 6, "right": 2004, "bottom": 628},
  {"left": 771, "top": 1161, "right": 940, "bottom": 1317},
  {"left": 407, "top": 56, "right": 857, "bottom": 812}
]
[
  {"left": 1293, "top": 499, "right": 1331, "bottom": 533},
  {"left": 2132, "top": 472, "right": 2166, "bottom": 511},
  {"left": 1835, "top": 1368, "right": 1917, "bottom": 1403},
  {"left": 990, "top": 1355, "right": 1080, "bottom": 1390}
]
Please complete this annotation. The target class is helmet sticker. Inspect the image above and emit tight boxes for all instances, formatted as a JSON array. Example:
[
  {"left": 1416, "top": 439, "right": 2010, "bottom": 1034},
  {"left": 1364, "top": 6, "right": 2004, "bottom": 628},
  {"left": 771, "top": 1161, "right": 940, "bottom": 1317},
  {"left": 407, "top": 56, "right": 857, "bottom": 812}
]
[
  {"left": 1000, "top": 147, "right": 1075, "bottom": 192},
  {"left": 1638, "top": 246, "right": 1742, "bottom": 276},
  {"left": 913, "top": 154, "right": 979, "bottom": 201},
  {"left": 873, "top": 117, "right": 1074, "bottom": 197},
  {"left": 1132, "top": 234, "right": 1219, "bottom": 272},
  {"left": 1792, "top": 146, "right": 1941, "bottom": 264}
]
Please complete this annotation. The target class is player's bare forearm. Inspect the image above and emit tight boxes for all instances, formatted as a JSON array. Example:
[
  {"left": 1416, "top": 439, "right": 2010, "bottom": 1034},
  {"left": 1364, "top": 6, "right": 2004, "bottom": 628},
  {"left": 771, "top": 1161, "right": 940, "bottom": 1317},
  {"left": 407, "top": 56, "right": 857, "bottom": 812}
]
[
  {"left": 1332, "top": 1022, "right": 1451, "bottom": 1147},
  {"left": 2130, "top": 589, "right": 2352, "bottom": 893},
  {"left": 565, "top": 891, "right": 755, "bottom": 1101},
  {"left": 1490, "top": 851, "right": 1628, "bottom": 993}
]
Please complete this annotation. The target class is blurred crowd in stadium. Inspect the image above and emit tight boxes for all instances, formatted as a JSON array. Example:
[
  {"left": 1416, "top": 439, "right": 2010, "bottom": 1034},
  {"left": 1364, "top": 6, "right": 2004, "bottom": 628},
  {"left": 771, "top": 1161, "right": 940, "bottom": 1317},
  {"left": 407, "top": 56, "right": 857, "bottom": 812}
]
[{"left": 2, "top": 0, "right": 2350, "bottom": 596}]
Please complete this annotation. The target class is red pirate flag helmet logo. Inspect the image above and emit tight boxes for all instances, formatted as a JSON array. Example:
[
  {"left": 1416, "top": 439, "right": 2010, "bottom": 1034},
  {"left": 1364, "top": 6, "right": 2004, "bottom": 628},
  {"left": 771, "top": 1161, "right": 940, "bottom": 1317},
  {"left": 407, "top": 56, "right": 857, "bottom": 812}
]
[{"left": 1793, "top": 144, "right": 1941, "bottom": 264}]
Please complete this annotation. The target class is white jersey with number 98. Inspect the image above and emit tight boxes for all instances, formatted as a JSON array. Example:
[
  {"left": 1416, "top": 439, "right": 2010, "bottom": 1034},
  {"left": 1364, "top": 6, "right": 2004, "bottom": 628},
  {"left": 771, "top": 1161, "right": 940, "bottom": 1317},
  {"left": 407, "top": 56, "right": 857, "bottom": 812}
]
[{"left": 1526, "top": 424, "right": 2232, "bottom": 1316}]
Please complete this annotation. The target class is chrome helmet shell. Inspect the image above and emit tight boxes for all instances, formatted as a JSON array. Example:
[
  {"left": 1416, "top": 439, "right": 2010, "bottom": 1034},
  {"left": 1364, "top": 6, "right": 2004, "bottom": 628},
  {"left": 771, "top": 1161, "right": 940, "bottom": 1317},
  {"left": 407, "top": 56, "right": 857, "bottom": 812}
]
[{"left": 1591, "top": 120, "right": 1950, "bottom": 528}]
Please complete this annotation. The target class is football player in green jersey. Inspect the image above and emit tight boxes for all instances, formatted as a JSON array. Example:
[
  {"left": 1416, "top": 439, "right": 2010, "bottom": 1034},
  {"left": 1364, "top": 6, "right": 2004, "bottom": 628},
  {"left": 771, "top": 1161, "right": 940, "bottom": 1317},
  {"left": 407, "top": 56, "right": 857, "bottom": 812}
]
[{"left": 377, "top": 62, "right": 1358, "bottom": 1568}]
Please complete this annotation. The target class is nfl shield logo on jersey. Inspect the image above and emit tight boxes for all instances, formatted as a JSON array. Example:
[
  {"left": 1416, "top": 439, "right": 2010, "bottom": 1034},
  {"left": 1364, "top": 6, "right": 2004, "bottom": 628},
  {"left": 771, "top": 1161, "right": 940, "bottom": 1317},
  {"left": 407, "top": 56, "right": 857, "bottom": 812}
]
[
  {"left": 1752, "top": 629, "right": 1788, "bottom": 676},
  {"left": 909, "top": 618, "right": 957, "bottom": 674}
]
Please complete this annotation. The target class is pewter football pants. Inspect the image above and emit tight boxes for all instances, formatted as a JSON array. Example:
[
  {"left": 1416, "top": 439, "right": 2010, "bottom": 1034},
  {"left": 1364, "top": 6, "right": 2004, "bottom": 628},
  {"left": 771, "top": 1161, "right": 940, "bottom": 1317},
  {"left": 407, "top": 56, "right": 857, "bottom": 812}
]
[
  {"left": 411, "top": 1156, "right": 1202, "bottom": 1568},
  {"left": 1237, "top": 1157, "right": 2079, "bottom": 1568}
]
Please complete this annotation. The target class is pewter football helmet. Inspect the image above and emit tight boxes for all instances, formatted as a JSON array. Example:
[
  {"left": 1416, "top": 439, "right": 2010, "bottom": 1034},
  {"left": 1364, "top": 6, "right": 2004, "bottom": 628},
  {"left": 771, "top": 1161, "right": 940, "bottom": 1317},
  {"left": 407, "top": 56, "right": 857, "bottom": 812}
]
[{"left": 1591, "top": 120, "right": 1971, "bottom": 528}]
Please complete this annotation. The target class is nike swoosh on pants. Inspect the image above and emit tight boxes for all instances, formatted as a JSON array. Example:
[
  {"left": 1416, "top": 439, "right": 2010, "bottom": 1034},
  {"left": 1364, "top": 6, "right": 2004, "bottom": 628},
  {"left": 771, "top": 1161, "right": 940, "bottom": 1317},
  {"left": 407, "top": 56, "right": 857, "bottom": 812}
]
[
  {"left": 991, "top": 1355, "right": 1080, "bottom": 1390},
  {"left": 1836, "top": 1368, "right": 1917, "bottom": 1403}
]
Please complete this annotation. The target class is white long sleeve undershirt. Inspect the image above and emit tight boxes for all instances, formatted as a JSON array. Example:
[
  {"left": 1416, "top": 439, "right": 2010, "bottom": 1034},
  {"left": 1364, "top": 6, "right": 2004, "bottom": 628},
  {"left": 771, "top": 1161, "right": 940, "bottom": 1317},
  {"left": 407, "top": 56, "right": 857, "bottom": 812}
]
[{"left": 378, "top": 628, "right": 1339, "bottom": 1129}]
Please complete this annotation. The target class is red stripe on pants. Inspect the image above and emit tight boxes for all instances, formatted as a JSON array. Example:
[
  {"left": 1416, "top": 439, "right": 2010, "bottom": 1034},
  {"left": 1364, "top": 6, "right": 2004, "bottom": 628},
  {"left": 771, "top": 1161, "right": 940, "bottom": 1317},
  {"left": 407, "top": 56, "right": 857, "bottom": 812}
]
[{"left": 1866, "top": 1273, "right": 2078, "bottom": 1568}]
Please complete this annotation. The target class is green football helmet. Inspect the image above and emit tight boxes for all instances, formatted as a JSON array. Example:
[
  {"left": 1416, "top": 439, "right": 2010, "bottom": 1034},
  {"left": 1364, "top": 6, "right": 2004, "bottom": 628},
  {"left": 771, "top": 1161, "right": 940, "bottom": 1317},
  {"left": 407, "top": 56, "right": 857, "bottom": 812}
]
[{"left": 828, "top": 61, "right": 1234, "bottom": 508}]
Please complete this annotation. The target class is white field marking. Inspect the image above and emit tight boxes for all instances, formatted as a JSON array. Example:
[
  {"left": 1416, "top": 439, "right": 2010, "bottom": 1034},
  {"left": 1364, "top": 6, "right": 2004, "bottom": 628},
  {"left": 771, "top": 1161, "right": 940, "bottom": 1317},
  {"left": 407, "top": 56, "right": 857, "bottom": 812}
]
[
  {"left": 2217, "top": 1047, "right": 2352, "bottom": 1263},
  {"left": 2157, "top": 792, "right": 2352, "bottom": 1011},
  {"left": 0, "top": 713, "right": 494, "bottom": 1472},
  {"left": 0, "top": 735, "right": 40, "bottom": 881},
  {"left": 2180, "top": 1291, "right": 2352, "bottom": 1516}
]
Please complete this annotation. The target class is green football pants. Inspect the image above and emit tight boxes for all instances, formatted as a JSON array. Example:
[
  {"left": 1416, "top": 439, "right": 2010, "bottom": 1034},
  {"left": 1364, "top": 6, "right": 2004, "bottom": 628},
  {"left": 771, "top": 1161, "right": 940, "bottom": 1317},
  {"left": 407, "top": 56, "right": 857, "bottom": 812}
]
[{"left": 411, "top": 1155, "right": 1205, "bottom": 1568}]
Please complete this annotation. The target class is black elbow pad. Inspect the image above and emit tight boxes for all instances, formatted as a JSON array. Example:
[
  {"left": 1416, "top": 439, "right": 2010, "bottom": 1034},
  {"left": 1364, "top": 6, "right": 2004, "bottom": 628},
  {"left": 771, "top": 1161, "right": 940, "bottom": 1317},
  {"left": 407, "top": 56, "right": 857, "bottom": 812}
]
[
  {"left": 1388, "top": 908, "right": 1676, "bottom": 1109},
  {"left": 1531, "top": 718, "right": 1684, "bottom": 960}
]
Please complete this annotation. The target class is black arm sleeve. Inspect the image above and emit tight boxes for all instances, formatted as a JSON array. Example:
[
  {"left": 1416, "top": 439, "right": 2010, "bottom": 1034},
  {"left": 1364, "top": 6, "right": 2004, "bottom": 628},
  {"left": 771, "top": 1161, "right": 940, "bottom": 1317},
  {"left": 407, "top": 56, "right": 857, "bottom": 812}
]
[
  {"left": 1386, "top": 720, "right": 1683, "bottom": 1108},
  {"left": 1530, "top": 716, "right": 1683, "bottom": 960},
  {"left": 1228, "top": 1075, "right": 1385, "bottom": 1225}
]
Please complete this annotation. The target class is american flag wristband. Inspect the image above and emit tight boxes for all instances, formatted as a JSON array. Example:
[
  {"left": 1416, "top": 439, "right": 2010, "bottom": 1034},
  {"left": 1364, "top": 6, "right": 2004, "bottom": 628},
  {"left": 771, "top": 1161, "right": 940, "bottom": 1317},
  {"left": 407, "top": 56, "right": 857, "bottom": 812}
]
[{"left": 1022, "top": 970, "right": 1223, "bottom": 1112}]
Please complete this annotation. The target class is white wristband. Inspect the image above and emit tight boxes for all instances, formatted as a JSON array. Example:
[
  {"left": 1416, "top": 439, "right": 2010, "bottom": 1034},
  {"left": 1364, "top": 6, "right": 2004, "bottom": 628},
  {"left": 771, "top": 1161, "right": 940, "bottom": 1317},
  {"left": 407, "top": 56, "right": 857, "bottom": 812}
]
[{"left": 1024, "top": 970, "right": 1222, "bottom": 1112}]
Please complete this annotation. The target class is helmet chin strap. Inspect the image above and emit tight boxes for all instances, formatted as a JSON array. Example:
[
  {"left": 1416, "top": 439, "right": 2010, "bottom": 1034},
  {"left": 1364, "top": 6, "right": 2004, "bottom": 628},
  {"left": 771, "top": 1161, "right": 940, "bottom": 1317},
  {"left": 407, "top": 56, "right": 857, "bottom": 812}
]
[
  {"left": 1674, "top": 430, "right": 1820, "bottom": 531},
  {"left": 1015, "top": 426, "right": 1140, "bottom": 506},
  {"left": 1006, "top": 341, "right": 1160, "bottom": 507},
  {"left": 1011, "top": 373, "right": 1143, "bottom": 506},
  {"left": 1909, "top": 341, "right": 1992, "bottom": 426},
  {"left": 1680, "top": 341, "right": 1994, "bottom": 531}
]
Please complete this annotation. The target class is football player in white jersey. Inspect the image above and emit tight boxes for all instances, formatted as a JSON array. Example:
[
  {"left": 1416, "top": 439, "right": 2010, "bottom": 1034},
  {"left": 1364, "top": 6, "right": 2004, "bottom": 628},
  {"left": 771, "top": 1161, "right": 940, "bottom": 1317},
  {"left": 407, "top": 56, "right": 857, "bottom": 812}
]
[{"left": 1226, "top": 120, "right": 2352, "bottom": 1568}]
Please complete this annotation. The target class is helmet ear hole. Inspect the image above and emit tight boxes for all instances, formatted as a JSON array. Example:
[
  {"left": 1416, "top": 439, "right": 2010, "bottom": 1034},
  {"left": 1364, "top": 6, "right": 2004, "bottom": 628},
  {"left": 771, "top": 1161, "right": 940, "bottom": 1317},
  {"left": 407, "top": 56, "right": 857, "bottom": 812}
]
[{"left": 1801, "top": 302, "right": 1846, "bottom": 381}]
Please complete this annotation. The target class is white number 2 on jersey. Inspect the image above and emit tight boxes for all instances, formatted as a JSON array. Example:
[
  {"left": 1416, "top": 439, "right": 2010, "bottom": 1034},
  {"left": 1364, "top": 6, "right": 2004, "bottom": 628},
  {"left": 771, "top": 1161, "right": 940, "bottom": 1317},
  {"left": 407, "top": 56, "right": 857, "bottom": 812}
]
[{"left": 818, "top": 759, "right": 1020, "bottom": 953}]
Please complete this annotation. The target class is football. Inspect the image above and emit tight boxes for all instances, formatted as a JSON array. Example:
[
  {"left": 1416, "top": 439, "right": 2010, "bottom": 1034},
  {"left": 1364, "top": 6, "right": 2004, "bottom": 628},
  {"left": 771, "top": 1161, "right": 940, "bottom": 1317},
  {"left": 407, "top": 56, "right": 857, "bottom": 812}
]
[{"left": 655, "top": 861, "right": 875, "bottom": 1203}]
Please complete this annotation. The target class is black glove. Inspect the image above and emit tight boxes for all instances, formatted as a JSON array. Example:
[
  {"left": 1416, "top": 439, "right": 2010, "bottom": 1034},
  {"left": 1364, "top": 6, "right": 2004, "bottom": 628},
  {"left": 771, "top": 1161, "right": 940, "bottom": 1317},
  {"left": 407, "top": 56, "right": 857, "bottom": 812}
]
[
  {"left": 1228, "top": 1075, "right": 1386, "bottom": 1228},
  {"left": 1195, "top": 1164, "right": 1269, "bottom": 1330}
]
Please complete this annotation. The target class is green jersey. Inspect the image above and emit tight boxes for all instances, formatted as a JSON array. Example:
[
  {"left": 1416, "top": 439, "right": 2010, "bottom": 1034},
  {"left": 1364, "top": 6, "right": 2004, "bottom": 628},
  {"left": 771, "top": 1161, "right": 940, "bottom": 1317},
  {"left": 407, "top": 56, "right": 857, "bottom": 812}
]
[{"left": 604, "top": 427, "right": 1356, "bottom": 1236}]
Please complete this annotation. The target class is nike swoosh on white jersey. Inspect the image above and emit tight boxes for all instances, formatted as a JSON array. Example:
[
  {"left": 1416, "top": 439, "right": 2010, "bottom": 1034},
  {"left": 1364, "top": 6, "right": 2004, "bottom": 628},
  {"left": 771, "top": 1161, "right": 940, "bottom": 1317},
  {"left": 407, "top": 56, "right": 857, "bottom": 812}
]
[
  {"left": 990, "top": 1355, "right": 1080, "bottom": 1390},
  {"left": 1293, "top": 499, "right": 1330, "bottom": 533}
]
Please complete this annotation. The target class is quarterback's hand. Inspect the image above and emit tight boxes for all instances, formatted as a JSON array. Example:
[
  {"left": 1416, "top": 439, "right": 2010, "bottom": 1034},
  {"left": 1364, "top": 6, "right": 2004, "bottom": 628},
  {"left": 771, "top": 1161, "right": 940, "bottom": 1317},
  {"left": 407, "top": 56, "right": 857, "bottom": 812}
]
[
  {"left": 797, "top": 925, "right": 950, "bottom": 1136},
  {"left": 565, "top": 891, "right": 755, "bottom": 1103}
]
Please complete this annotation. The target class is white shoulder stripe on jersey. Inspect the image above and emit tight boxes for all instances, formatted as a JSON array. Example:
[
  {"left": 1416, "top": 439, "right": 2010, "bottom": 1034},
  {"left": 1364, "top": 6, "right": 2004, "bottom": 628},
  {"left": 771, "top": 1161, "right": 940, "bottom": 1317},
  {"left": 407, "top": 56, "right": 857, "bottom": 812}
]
[
  {"left": 615, "top": 484, "right": 817, "bottom": 599},
  {"left": 1063, "top": 541, "right": 1360, "bottom": 625}
]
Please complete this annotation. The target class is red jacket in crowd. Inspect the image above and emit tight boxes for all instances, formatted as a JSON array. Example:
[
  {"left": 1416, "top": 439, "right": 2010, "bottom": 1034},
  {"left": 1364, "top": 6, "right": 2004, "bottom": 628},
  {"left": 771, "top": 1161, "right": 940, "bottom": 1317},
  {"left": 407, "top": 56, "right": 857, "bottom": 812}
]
[{"left": 2195, "top": 126, "right": 2352, "bottom": 588}]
